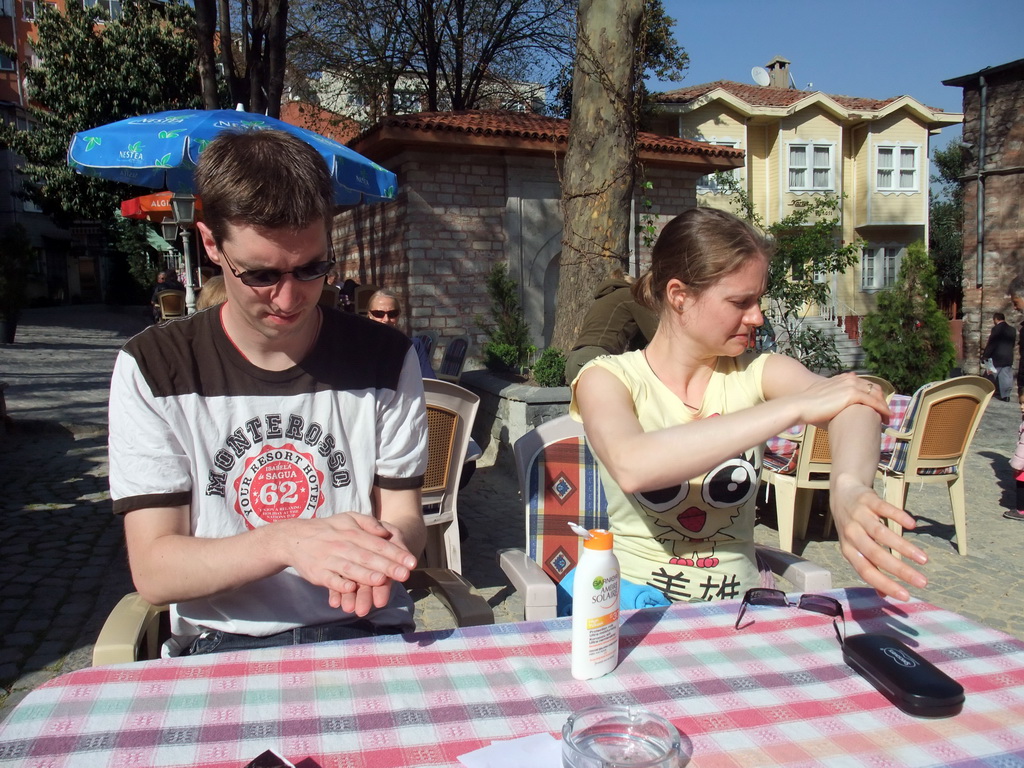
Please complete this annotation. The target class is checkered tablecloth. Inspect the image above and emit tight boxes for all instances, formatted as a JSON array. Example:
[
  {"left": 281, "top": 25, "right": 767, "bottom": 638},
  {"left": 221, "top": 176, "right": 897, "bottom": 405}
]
[
  {"left": 766, "top": 395, "right": 912, "bottom": 463},
  {"left": 1, "top": 588, "right": 1023, "bottom": 768}
]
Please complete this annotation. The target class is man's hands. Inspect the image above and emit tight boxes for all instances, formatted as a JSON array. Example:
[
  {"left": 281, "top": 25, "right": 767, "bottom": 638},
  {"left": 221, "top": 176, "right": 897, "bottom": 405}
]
[
  {"left": 279, "top": 513, "right": 418, "bottom": 617},
  {"left": 829, "top": 474, "right": 929, "bottom": 602}
]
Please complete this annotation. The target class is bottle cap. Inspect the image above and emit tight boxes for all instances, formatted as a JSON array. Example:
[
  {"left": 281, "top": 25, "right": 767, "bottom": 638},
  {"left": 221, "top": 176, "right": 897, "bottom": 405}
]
[{"left": 583, "top": 529, "right": 613, "bottom": 550}]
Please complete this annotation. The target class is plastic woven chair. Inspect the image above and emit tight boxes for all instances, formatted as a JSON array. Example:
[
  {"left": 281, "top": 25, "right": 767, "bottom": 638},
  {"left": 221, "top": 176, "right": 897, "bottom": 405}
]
[
  {"left": 421, "top": 378, "right": 479, "bottom": 574},
  {"left": 437, "top": 336, "right": 469, "bottom": 384},
  {"left": 876, "top": 375, "right": 994, "bottom": 557},
  {"left": 156, "top": 290, "right": 186, "bottom": 321}
]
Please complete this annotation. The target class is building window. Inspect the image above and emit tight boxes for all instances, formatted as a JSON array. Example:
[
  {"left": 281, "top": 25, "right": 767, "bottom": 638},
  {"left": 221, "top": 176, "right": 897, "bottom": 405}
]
[
  {"left": 788, "top": 142, "right": 833, "bottom": 191},
  {"left": 861, "top": 246, "right": 902, "bottom": 291},
  {"left": 83, "top": 0, "right": 122, "bottom": 20},
  {"left": 23, "top": 0, "right": 35, "bottom": 19},
  {"left": 876, "top": 145, "right": 919, "bottom": 192},
  {"left": 0, "top": 52, "right": 14, "bottom": 71},
  {"left": 391, "top": 90, "right": 420, "bottom": 114},
  {"left": 697, "top": 140, "right": 740, "bottom": 193}
]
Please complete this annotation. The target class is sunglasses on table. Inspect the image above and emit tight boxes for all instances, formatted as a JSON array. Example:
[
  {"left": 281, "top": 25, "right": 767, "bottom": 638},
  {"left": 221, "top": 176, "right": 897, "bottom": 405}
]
[
  {"left": 734, "top": 588, "right": 845, "bottom": 645},
  {"left": 369, "top": 309, "right": 401, "bottom": 319},
  {"left": 219, "top": 245, "right": 334, "bottom": 288}
]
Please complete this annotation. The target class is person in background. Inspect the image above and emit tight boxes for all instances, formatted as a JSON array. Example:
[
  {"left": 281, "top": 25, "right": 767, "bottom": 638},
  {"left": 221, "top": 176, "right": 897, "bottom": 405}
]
[
  {"left": 108, "top": 129, "right": 428, "bottom": 656},
  {"left": 982, "top": 312, "right": 1016, "bottom": 401},
  {"left": 1010, "top": 275, "right": 1024, "bottom": 396},
  {"left": 195, "top": 274, "right": 227, "bottom": 311},
  {"left": 571, "top": 207, "right": 928, "bottom": 606},
  {"left": 150, "top": 269, "right": 185, "bottom": 323},
  {"left": 1007, "top": 392, "right": 1024, "bottom": 523},
  {"left": 564, "top": 268, "right": 659, "bottom": 384},
  {"left": 367, "top": 289, "right": 435, "bottom": 379}
]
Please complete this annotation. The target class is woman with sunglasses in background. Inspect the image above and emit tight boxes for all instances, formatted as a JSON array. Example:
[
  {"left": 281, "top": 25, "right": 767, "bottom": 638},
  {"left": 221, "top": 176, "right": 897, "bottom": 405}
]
[
  {"left": 570, "top": 207, "right": 929, "bottom": 605},
  {"left": 366, "top": 289, "right": 437, "bottom": 379}
]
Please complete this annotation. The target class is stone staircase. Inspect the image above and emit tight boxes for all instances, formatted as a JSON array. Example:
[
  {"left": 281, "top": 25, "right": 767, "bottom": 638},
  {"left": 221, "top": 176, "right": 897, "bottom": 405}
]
[{"left": 786, "top": 314, "right": 865, "bottom": 372}]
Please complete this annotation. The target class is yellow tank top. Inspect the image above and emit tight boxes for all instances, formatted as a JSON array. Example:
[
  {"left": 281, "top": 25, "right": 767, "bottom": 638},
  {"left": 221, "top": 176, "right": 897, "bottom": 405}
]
[{"left": 570, "top": 351, "right": 770, "bottom": 602}]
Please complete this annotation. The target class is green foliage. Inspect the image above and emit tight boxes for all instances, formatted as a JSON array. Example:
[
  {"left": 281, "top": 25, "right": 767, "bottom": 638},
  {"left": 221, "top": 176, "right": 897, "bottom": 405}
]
[
  {"left": 929, "top": 140, "right": 966, "bottom": 313},
  {"left": 0, "top": 0, "right": 201, "bottom": 222},
  {"left": 0, "top": 224, "right": 39, "bottom": 316},
  {"left": 532, "top": 346, "right": 566, "bottom": 387},
  {"left": 108, "top": 216, "right": 163, "bottom": 302},
  {"left": 716, "top": 175, "right": 860, "bottom": 373},
  {"left": 480, "top": 263, "right": 535, "bottom": 374},
  {"left": 861, "top": 241, "right": 956, "bottom": 394},
  {"left": 635, "top": 176, "right": 657, "bottom": 248}
]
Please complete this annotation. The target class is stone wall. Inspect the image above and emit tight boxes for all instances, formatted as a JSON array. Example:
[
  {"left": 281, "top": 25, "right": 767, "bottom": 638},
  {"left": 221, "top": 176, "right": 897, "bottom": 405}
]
[
  {"left": 331, "top": 150, "right": 701, "bottom": 370},
  {"left": 959, "top": 62, "right": 1024, "bottom": 370}
]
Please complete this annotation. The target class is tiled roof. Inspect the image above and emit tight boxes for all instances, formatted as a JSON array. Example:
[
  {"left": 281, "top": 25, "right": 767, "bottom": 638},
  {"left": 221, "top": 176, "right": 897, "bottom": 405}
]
[
  {"left": 353, "top": 110, "right": 745, "bottom": 165},
  {"left": 656, "top": 80, "right": 941, "bottom": 113},
  {"left": 280, "top": 101, "right": 362, "bottom": 144}
]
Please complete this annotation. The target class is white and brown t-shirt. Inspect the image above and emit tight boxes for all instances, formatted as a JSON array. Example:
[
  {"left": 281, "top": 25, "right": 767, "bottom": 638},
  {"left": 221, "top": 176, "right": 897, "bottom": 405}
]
[{"left": 108, "top": 306, "right": 428, "bottom": 648}]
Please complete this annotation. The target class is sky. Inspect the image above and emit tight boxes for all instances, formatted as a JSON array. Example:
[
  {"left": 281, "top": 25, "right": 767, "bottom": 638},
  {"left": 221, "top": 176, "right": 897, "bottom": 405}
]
[{"left": 649, "top": 0, "right": 1023, "bottom": 157}]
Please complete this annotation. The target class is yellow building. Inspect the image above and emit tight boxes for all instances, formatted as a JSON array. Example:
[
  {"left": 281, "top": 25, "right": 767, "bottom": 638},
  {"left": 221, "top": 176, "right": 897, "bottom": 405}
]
[{"left": 649, "top": 57, "right": 962, "bottom": 331}]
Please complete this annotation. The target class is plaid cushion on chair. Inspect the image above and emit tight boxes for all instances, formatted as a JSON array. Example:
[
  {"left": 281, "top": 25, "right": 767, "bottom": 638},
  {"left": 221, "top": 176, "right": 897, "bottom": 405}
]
[
  {"left": 526, "top": 438, "right": 609, "bottom": 584},
  {"left": 878, "top": 384, "right": 957, "bottom": 476}
]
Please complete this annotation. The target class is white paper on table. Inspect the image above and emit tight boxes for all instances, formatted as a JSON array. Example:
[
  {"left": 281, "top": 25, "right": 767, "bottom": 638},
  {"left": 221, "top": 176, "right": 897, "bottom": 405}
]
[{"left": 457, "top": 733, "right": 562, "bottom": 768}]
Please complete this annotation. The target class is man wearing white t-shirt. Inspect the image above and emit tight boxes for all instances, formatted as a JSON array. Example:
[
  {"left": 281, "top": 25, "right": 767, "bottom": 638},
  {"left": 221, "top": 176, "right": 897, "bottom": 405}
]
[{"left": 108, "top": 130, "right": 428, "bottom": 655}]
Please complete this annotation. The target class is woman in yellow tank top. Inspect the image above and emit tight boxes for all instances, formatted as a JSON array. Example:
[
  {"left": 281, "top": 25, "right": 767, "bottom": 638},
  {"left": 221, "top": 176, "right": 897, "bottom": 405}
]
[{"left": 570, "top": 208, "right": 928, "bottom": 604}]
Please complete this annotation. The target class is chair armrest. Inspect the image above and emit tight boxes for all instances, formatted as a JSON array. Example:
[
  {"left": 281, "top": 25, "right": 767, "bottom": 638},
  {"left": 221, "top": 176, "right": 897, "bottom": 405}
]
[
  {"left": 406, "top": 568, "right": 494, "bottom": 627},
  {"left": 497, "top": 548, "right": 558, "bottom": 621},
  {"left": 93, "top": 592, "right": 169, "bottom": 666},
  {"left": 757, "top": 545, "right": 832, "bottom": 592}
]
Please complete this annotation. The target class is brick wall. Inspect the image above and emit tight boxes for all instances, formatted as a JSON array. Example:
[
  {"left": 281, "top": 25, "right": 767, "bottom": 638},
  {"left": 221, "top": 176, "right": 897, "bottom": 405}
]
[
  {"left": 959, "top": 63, "right": 1024, "bottom": 370},
  {"left": 331, "top": 152, "right": 701, "bottom": 367}
]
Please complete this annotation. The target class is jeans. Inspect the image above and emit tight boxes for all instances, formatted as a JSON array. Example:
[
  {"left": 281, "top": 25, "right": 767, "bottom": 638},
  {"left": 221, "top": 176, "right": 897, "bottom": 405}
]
[
  {"left": 996, "top": 366, "right": 1014, "bottom": 400},
  {"left": 186, "top": 619, "right": 406, "bottom": 655}
]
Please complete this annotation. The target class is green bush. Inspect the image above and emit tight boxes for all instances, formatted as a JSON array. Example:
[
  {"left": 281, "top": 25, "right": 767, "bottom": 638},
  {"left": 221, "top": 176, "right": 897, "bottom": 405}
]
[
  {"left": 532, "top": 347, "right": 566, "bottom": 387},
  {"left": 480, "top": 263, "right": 534, "bottom": 374},
  {"left": 860, "top": 241, "right": 956, "bottom": 394}
]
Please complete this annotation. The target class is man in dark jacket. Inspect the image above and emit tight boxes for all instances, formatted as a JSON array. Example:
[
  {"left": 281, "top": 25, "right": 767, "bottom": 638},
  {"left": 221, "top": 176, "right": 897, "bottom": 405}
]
[
  {"left": 983, "top": 312, "right": 1016, "bottom": 401},
  {"left": 564, "top": 270, "right": 659, "bottom": 384}
]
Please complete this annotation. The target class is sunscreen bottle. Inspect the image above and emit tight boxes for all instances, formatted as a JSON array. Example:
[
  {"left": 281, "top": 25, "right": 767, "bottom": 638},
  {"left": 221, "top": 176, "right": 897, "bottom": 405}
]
[{"left": 571, "top": 529, "right": 620, "bottom": 680}]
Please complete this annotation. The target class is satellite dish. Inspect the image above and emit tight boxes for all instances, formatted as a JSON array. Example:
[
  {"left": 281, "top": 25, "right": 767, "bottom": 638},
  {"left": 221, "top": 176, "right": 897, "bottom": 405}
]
[{"left": 751, "top": 66, "right": 771, "bottom": 87}]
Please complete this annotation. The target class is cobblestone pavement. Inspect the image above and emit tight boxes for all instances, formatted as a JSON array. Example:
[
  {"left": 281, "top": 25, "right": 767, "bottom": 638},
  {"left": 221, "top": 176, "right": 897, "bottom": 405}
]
[{"left": 1, "top": 305, "right": 1022, "bottom": 724}]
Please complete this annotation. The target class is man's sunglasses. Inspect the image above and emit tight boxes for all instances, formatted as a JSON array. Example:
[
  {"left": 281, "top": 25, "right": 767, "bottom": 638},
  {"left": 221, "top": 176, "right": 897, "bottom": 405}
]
[
  {"left": 735, "top": 588, "right": 845, "bottom": 645},
  {"left": 369, "top": 309, "right": 401, "bottom": 319},
  {"left": 220, "top": 246, "right": 334, "bottom": 288}
]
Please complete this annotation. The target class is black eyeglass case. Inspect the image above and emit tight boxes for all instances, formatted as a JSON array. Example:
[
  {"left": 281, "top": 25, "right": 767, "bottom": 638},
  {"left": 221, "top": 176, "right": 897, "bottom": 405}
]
[{"left": 842, "top": 633, "right": 965, "bottom": 718}]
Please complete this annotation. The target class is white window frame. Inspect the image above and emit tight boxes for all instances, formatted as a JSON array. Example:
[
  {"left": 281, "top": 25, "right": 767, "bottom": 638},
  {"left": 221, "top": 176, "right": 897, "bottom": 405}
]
[
  {"left": 875, "top": 143, "right": 920, "bottom": 193},
  {"left": 83, "top": 0, "right": 121, "bottom": 20},
  {"left": 696, "top": 139, "right": 741, "bottom": 194},
  {"left": 22, "top": 0, "right": 35, "bottom": 19},
  {"left": 0, "top": 52, "right": 14, "bottom": 71},
  {"left": 787, "top": 140, "right": 834, "bottom": 192},
  {"left": 861, "top": 245, "right": 902, "bottom": 291}
]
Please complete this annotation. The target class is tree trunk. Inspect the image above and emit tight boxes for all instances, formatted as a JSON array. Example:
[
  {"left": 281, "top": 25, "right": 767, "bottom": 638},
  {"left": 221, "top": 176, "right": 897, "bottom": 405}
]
[
  {"left": 194, "top": 0, "right": 220, "bottom": 110},
  {"left": 218, "top": 0, "right": 242, "bottom": 108},
  {"left": 264, "top": 0, "right": 288, "bottom": 118},
  {"left": 551, "top": 0, "right": 643, "bottom": 353}
]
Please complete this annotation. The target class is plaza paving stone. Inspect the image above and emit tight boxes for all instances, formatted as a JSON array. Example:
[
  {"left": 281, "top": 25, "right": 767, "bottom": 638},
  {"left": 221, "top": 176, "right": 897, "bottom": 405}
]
[{"left": 1, "top": 305, "right": 1022, "bottom": 724}]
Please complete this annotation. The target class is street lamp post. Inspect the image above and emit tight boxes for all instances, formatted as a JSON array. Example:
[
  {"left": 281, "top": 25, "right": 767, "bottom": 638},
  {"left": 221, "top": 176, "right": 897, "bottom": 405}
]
[{"left": 169, "top": 193, "right": 197, "bottom": 315}]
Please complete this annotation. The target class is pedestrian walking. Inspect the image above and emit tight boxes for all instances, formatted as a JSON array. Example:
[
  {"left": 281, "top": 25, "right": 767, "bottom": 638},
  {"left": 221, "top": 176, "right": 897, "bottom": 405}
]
[
  {"left": 1006, "top": 392, "right": 1024, "bottom": 523},
  {"left": 982, "top": 312, "right": 1015, "bottom": 401}
]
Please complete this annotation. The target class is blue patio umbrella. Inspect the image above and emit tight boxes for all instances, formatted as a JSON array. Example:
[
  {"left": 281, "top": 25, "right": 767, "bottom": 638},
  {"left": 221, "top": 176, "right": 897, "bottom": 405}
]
[{"left": 67, "top": 108, "right": 397, "bottom": 206}]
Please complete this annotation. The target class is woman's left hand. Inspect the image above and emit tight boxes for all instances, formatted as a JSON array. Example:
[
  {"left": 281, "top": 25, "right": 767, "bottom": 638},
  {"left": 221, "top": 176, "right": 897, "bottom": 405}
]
[{"left": 830, "top": 475, "right": 928, "bottom": 602}]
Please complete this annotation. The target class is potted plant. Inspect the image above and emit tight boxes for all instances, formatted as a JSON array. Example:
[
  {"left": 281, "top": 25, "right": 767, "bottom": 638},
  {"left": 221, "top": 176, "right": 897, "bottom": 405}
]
[{"left": 0, "top": 224, "right": 37, "bottom": 344}]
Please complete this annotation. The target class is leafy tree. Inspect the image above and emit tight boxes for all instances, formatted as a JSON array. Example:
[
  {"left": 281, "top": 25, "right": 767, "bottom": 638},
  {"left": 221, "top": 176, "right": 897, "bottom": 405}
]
[
  {"left": 861, "top": 241, "right": 956, "bottom": 394},
  {"left": 194, "top": 0, "right": 289, "bottom": 116},
  {"left": 929, "top": 140, "right": 966, "bottom": 315},
  {"left": 480, "top": 263, "right": 534, "bottom": 374},
  {"left": 289, "top": 0, "right": 575, "bottom": 122},
  {"left": 717, "top": 175, "right": 861, "bottom": 373},
  {"left": 0, "top": 0, "right": 201, "bottom": 222},
  {"left": 551, "top": 0, "right": 688, "bottom": 118},
  {"left": 550, "top": 0, "right": 644, "bottom": 353}
]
